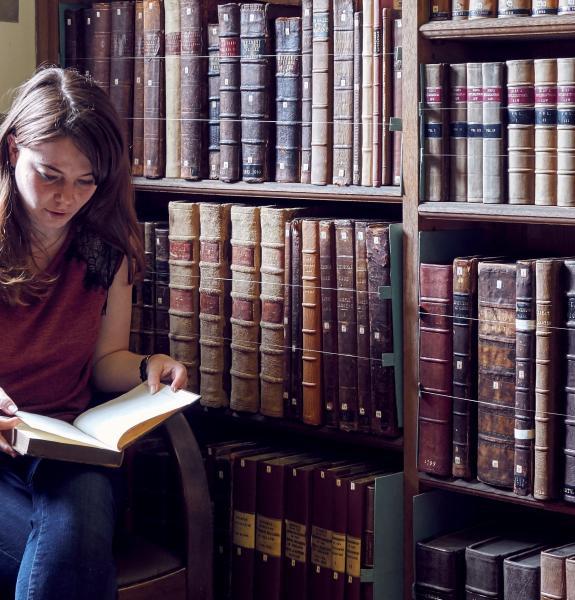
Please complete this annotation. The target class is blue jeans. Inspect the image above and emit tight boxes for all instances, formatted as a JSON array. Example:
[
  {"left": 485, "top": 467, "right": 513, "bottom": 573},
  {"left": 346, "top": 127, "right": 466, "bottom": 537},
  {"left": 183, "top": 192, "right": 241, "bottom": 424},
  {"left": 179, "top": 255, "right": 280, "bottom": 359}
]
[{"left": 0, "top": 454, "right": 117, "bottom": 600}]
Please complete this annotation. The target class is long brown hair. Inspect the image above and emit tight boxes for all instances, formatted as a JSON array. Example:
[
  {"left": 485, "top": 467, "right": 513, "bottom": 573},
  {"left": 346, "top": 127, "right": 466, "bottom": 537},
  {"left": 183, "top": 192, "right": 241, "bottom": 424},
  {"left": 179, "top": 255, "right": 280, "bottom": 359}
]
[{"left": 0, "top": 67, "right": 144, "bottom": 305}]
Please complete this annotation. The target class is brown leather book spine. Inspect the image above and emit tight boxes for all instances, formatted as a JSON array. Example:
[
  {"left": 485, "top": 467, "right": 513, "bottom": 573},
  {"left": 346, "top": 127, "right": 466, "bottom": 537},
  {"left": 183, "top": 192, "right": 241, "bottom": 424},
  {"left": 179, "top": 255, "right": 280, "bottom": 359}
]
[
  {"left": 532, "top": 0, "right": 558, "bottom": 15},
  {"left": 467, "top": 62, "right": 483, "bottom": 203},
  {"left": 418, "top": 263, "right": 453, "bottom": 476},
  {"left": 469, "top": 0, "right": 496, "bottom": 17},
  {"left": 64, "top": 8, "right": 84, "bottom": 72},
  {"left": 219, "top": 3, "right": 241, "bottom": 183},
  {"left": 371, "top": 0, "right": 382, "bottom": 187},
  {"left": 449, "top": 63, "right": 468, "bottom": 203},
  {"left": 142, "top": 221, "right": 159, "bottom": 354},
  {"left": 452, "top": 0, "right": 469, "bottom": 18},
  {"left": 392, "top": 19, "right": 402, "bottom": 186},
  {"left": 477, "top": 262, "right": 516, "bottom": 489},
  {"left": 430, "top": 0, "right": 451, "bottom": 19},
  {"left": 335, "top": 220, "right": 358, "bottom": 432},
  {"left": 143, "top": 0, "right": 165, "bottom": 179},
  {"left": 230, "top": 205, "right": 261, "bottom": 413},
  {"left": 565, "top": 260, "right": 575, "bottom": 502},
  {"left": 301, "top": 0, "right": 313, "bottom": 183},
  {"left": 567, "top": 557, "right": 575, "bottom": 599},
  {"left": 482, "top": 62, "right": 505, "bottom": 204},
  {"left": 498, "top": 0, "right": 531, "bottom": 15},
  {"left": 154, "top": 225, "right": 171, "bottom": 355},
  {"left": 352, "top": 11, "right": 363, "bottom": 186},
  {"left": 208, "top": 23, "right": 221, "bottom": 180},
  {"left": 132, "top": 1, "right": 145, "bottom": 177},
  {"left": 91, "top": 3, "right": 111, "bottom": 94},
  {"left": 379, "top": 8, "right": 393, "bottom": 186},
  {"left": 514, "top": 259, "right": 536, "bottom": 496},
  {"left": 331, "top": 475, "right": 353, "bottom": 600},
  {"left": 289, "top": 219, "right": 304, "bottom": 420},
  {"left": 283, "top": 220, "right": 293, "bottom": 415},
  {"left": 541, "top": 544, "right": 575, "bottom": 600},
  {"left": 507, "top": 59, "right": 535, "bottom": 205},
  {"left": 83, "top": 8, "right": 96, "bottom": 80},
  {"left": 164, "top": 0, "right": 182, "bottom": 178},
  {"left": 452, "top": 257, "right": 479, "bottom": 480},
  {"left": 557, "top": 58, "right": 575, "bottom": 207},
  {"left": 361, "top": 0, "right": 373, "bottom": 186},
  {"left": 535, "top": 58, "right": 557, "bottom": 206}
]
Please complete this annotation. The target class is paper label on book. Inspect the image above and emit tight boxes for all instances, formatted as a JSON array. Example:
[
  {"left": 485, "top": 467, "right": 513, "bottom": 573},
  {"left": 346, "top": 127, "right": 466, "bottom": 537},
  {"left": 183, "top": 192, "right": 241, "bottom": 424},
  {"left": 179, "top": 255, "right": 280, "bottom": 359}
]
[
  {"left": 311, "top": 526, "right": 332, "bottom": 568},
  {"left": 483, "top": 86, "right": 502, "bottom": 103},
  {"left": 332, "top": 532, "right": 346, "bottom": 573},
  {"left": 452, "top": 86, "right": 467, "bottom": 103},
  {"left": 256, "top": 516, "right": 282, "bottom": 557},
  {"left": 424, "top": 123, "right": 443, "bottom": 138},
  {"left": 313, "top": 13, "right": 329, "bottom": 40},
  {"left": 67, "top": 18, "right": 72, "bottom": 26},
  {"left": 515, "top": 428, "right": 535, "bottom": 440},
  {"left": 559, "top": 86, "right": 575, "bottom": 104},
  {"left": 285, "top": 520, "right": 307, "bottom": 563},
  {"left": 468, "top": 86, "right": 483, "bottom": 102},
  {"left": 492, "top": 459, "right": 499, "bottom": 469},
  {"left": 346, "top": 536, "right": 361, "bottom": 577},
  {"left": 493, "top": 381, "right": 499, "bottom": 390},
  {"left": 535, "top": 86, "right": 558, "bottom": 105},
  {"left": 509, "top": 87, "right": 535, "bottom": 105},
  {"left": 233, "top": 510, "right": 256, "bottom": 549},
  {"left": 425, "top": 87, "right": 442, "bottom": 104}
]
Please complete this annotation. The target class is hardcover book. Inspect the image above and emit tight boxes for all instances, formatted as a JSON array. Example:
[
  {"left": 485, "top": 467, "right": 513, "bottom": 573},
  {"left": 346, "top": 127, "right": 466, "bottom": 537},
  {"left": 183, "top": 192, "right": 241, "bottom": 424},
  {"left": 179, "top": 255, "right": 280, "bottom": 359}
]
[
  {"left": 541, "top": 543, "right": 575, "bottom": 600},
  {"left": 482, "top": 62, "right": 505, "bottom": 204},
  {"left": 207, "top": 23, "right": 221, "bottom": 179},
  {"left": 557, "top": 57, "right": 575, "bottom": 207},
  {"left": 164, "top": 0, "right": 182, "bottom": 178},
  {"left": 132, "top": 0, "right": 145, "bottom": 177},
  {"left": 392, "top": 18, "right": 402, "bottom": 186},
  {"left": 449, "top": 63, "right": 467, "bottom": 203},
  {"left": 565, "top": 259, "right": 575, "bottom": 502},
  {"left": 301, "top": 0, "right": 313, "bottom": 183},
  {"left": 467, "top": 62, "right": 483, "bottom": 203}
]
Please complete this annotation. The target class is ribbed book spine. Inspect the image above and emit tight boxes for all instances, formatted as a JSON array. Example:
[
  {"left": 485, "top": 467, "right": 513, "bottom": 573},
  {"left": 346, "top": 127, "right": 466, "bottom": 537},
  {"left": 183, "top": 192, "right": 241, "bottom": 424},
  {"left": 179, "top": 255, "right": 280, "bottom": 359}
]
[
  {"left": 289, "top": 219, "right": 304, "bottom": 420},
  {"left": 564, "top": 260, "right": 575, "bottom": 502},
  {"left": 84, "top": 8, "right": 96, "bottom": 80},
  {"left": 450, "top": 64, "right": 467, "bottom": 202},
  {"left": 371, "top": 0, "right": 382, "bottom": 187},
  {"left": 469, "top": 0, "right": 496, "bottom": 17},
  {"left": 467, "top": 63, "right": 483, "bottom": 203},
  {"left": 132, "top": 1, "right": 145, "bottom": 177},
  {"left": 301, "top": 0, "right": 313, "bottom": 183},
  {"left": 430, "top": 0, "right": 451, "bottom": 19},
  {"left": 64, "top": 8, "right": 83, "bottom": 72},
  {"left": 92, "top": 3, "right": 111, "bottom": 94},
  {"left": 498, "top": 0, "right": 531, "bottom": 15},
  {"left": 361, "top": 0, "right": 373, "bottom": 186},
  {"left": 283, "top": 220, "right": 293, "bottom": 415},
  {"left": 154, "top": 226, "right": 171, "bottom": 355},
  {"left": 380, "top": 9, "right": 393, "bottom": 186},
  {"left": 482, "top": 62, "right": 504, "bottom": 204},
  {"left": 165, "top": 0, "right": 182, "bottom": 178},
  {"left": 142, "top": 222, "right": 159, "bottom": 355},
  {"left": 557, "top": 57, "right": 575, "bottom": 207},
  {"left": 352, "top": 11, "right": 362, "bottom": 186},
  {"left": 207, "top": 23, "right": 221, "bottom": 180},
  {"left": 532, "top": 0, "right": 558, "bottom": 15},
  {"left": 392, "top": 19, "right": 402, "bottom": 186}
]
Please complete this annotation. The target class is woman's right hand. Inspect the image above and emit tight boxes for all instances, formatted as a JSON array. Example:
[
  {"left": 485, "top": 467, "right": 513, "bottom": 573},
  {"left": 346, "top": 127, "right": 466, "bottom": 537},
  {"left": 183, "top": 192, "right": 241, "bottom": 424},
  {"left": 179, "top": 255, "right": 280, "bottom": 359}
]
[{"left": 0, "top": 387, "right": 21, "bottom": 457}]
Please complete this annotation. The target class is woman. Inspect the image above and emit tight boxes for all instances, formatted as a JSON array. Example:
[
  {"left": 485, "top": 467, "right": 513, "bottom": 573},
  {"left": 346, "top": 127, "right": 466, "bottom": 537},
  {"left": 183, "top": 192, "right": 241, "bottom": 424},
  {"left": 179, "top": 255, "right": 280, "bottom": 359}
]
[{"left": 0, "top": 67, "right": 187, "bottom": 599}]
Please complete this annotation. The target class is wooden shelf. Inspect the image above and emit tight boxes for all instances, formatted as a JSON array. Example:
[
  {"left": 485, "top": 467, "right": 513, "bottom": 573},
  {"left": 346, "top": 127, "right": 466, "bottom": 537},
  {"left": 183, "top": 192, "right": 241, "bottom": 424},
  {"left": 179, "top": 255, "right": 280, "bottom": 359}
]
[
  {"left": 420, "top": 14, "right": 575, "bottom": 41},
  {"left": 419, "top": 201, "right": 575, "bottom": 225},
  {"left": 133, "top": 177, "right": 403, "bottom": 203}
]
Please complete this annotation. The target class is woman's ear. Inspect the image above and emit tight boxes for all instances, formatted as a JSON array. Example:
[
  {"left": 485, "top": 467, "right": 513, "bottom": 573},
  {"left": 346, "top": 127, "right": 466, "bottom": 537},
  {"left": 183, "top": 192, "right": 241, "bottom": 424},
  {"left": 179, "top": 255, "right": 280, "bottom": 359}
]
[{"left": 7, "top": 134, "right": 18, "bottom": 168}]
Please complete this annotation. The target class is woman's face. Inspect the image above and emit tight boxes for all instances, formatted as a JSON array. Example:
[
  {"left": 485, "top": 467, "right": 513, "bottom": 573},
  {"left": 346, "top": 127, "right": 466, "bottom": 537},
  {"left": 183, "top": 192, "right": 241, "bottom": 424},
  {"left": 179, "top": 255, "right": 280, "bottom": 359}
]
[{"left": 8, "top": 136, "right": 97, "bottom": 241}]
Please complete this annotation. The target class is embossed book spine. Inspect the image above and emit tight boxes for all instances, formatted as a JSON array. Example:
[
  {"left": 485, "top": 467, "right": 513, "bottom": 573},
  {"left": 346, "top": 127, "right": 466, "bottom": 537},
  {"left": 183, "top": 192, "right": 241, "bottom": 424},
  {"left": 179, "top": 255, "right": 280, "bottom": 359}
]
[
  {"left": 371, "top": 0, "right": 382, "bottom": 187},
  {"left": 275, "top": 17, "right": 302, "bottom": 183},
  {"left": 430, "top": 0, "right": 451, "bottom": 19},
  {"left": 392, "top": 19, "right": 403, "bottom": 186},
  {"left": 535, "top": 58, "right": 557, "bottom": 205},
  {"left": 452, "top": 257, "right": 479, "bottom": 480},
  {"left": 164, "top": 0, "right": 181, "bottom": 178},
  {"left": 514, "top": 259, "right": 536, "bottom": 496},
  {"left": 332, "top": 0, "right": 354, "bottom": 186},
  {"left": 361, "top": 0, "right": 373, "bottom": 186},
  {"left": 541, "top": 543, "right": 575, "bottom": 600},
  {"left": 557, "top": 58, "right": 575, "bottom": 207},
  {"left": 565, "top": 260, "right": 575, "bottom": 502},
  {"left": 504, "top": 547, "right": 547, "bottom": 600},
  {"left": 64, "top": 8, "right": 84, "bottom": 72},
  {"left": 132, "top": 1, "right": 145, "bottom": 176},
  {"left": 498, "top": 0, "right": 531, "bottom": 15},
  {"left": 207, "top": 23, "right": 221, "bottom": 180},
  {"left": 507, "top": 59, "right": 535, "bottom": 205},
  {"left": 219, "top": 3, "right": 241, "bottom": 183},
  {"left": 449, "top": 63, "right": 468, "bottom": 203},
  {"left": 319, "top": 220, "right": 340, "bottom": 428},
  {"left": 379, "top": 8, "right": 393, "bottom": 186},
  {"left": 352, "top": 11, "right": 363, "bottom": 186},
  {"left": 199, "top": 203, "right": 232, "bottom": 408},
  {"left": 532, "top": 0, "right": 558, "bottom": 15},
  {"left": 241, "top": 3, "right": 270, "bottom": 183},
  {"left": 467, "top": 62, "right": 483, "bottom": 203},
  {"left": 477, "top": 262, "right": 516, "bottom": 489},
  {"left": 143, "top": 0, "right": 165, "bottom": 178},
  {"left": 482, "top": 62, "right": 504, "bottom": 204},
  {"left": 468, "top": 0, "right": 496, "bottom": 17},
  {"left": 534, "top": 258, "right": 563, "bottom": 500},
  {"left": 289, "top": 219, "right": 304, "bottom": 420},
  {"left": 452, "top": 0, "right": 470, "bottom": 17},
  {"left": 180, "top": 0, "right": 205, "bottom": 180},
  {"left": 91, "top": 3, "right": 112, "bottom": 94},
  {"left": 154, "top": 225, "right": 171, "bottom": 355},
  {"left": 418, "top": 263, "right": 453, "bottom": 476},
  {"left": 335, "top": 220, "right": 358, "bottom": 431},
  {"left": 283, "top": 220, "right": 293, "bottom": 415},
  {"left": 301, "top": 0, "right": 313, "bottom": 183},
  {"left": 230, "top": 205, "right": 261, "bottom": 413},
  {"left": 168, "top": 201, "right": 200, "bottom": 392}
]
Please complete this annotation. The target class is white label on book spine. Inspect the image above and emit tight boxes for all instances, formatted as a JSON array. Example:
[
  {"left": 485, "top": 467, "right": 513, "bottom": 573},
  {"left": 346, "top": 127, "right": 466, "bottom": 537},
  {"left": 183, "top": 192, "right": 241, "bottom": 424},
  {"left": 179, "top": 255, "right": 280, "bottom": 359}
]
[
  {"left": 67, "top": 18, "right": 72, "bottom": 26},
  {"left": 117, "top": 8, "right": 121, "bottom": 15},
  {"left": 224, "top": 78, "right": 228, "bottom": 85},
  {"left": 87, "top": 17, "right": 91, "bottom": 25},
  {"left": 249, "top": 94, "right": 253, "bottom": 104},
  {"left": 339, "top": 168, "right": 345, "bottom": 177},
  {"left": 136, "top": 77, "right": 141, "bottom": 84},
  {"left": 114, "top": 79, "right": 119, "bottom": 86},
  {"left": 147, "top": 159, "right": 151, "bottom": 166},
  {"left": 148, "top": 80, "right": 152, "bottom": 86},
  {"left": 493, "top": 381, "right": 499, "bottom": 389},
  {"left": 223, "top": 13, "right": 229, "bottom": 20},
  {"left": 516, "top": 465, "right": 523, "bottom": 474},
  {"left": 492, "top": 460, "right": 499, "bottom": 469},
  {"left": 303, "top": 163, "right": 309, "bottom": 171},
  {"left": 224, "top": 161, "right": 229, "bottom": 169},
  {"left": 323, "top": 321, "right": 330, "bottom": 330},
  {"left": 341, "top": 79, "right": 346, "bottom": 87},
  {"left": 376, "top": 410, "right": 382, "bottom": 418},
  {"left": 248, "top": 156, "right": 253, "bottom": 164},
  {"left": 359, "top": 326, "right": 365, "bottom": 334},
  {"left": 96, "top": 11, "right": 101, "bottom": 17},
  {"left": 320, "top": 231, "right": 327, "bottom": 239},
  {"left": 213, "top": 27, "right": 217, "bottom": 34},
  {"left": 280, "top": 163, "right": 285, "bottom": 170},
  {"left": 515, "top": 428, "right": 535, "bottom": 440},
  {"left": 342, "top": 403, "right": 348, "bottom": 410},
  {"left": 305, "top": 8, "right": 311, "bottom": 15},
  {"left": 455, "top": 456, "right": 461, "bottom": 464},
  {"left": 496, "top": 279, "right": 502, "bottom": 289},
  {"left": 341, "top": 231, "right": 347, "bottom": 240},
  {"left": 283, "top": 101, "right": 288, "bottom": 108},
  {"left": 184, "top": 160, "right": 189, "bottom": 166},
  {"left": 521, "top": 268, "right": 528, "bottom": 277},
  {"left": 250, "top": 13, "right": 255, "bottom": 21},
  {"left": 457, "top": 360, "right": 462, "bottom": 370},
  {"left": 304, "top": 81, "right": 309, "bottom": 90},
  {"left": 358, "top": 232, "right": 364, "bottom": 241},
  {"left": 187, "top": 7, "right": 192, "bottom": 15},
  {"left": 285, "top": 27, "right": 290, "bottom": 35},
  {"left": 519, "top": 370, "right": 525, "bottom": 380},
  {"left": 266, "top": 466, "right": 271, "bottom": 473},
  {"left": 134, "top": 158, "right": 139, "bottom": 165},
  {"left": 374, "top": 237, "right": 380, "bottom": 245},
  {"left": 341, "top": 324, "right": 347, "bottom": 333},
  {"left": 212, "top": 101, "right": 217, "bottom": 108},
  {"left": 359, "top": 408, "right": 365, "bottom": 415},
  {"left": 374, "top": 332, "right": 380, "bottom": 340},
  {"left": 457, "top": 266, "right": 463, "bottom": 276}
]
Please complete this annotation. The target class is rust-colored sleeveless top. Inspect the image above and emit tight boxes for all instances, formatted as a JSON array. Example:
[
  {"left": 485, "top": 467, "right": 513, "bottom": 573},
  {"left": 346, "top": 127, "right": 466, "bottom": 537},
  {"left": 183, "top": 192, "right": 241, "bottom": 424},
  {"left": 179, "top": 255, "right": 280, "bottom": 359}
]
[{"left": 0, "top": 228, "right": 123, "bottom": 421}]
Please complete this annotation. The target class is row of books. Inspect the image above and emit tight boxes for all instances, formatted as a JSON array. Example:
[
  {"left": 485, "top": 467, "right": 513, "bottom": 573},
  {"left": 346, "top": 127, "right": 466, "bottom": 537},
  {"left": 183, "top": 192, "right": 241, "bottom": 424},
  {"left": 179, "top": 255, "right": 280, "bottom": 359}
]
[
  {"left": 416, "top": 525, "right": 575, "bottom": 600},
  {"left": 422, "top": 58, "right": 575, "bottom": 206},
  {"left": 428, "top": 0, "right": 575, "bottom": 20},
  {"left": 130, "top": 203, "right": 400, "bottom": 437},
  {"left": 205, "top": 439, "right": 390, "bottom": 600},
  {"left": 63, "top": 0, "right": 403, "bottom": 187},
  {"left": 418, "top": 256, "right": 575, "bottom": 502}
]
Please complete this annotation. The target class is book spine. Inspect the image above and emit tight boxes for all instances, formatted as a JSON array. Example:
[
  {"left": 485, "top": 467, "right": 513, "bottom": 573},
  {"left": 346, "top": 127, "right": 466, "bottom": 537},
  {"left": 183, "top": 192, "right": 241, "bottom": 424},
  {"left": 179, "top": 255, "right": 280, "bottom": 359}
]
[
  {"left": 392, "top": 19, "right": 402, "bottom": 186},
  {"left": 565, "top": 260, "right": 575, "bottom": 502},
  {"left": 154, "top": 225, "right": 171, "bottom": 355},
  {"left": 164, "top": 0, "right": 182, "bottom": 178},
  {"left": 208, "top": 24, "right": 221, "bottom": 180},
  {"left": 541, "top": 549, "right": 575, "bottom": 600},
  {"left": 559, "top": 0, "right": 575, "bottom": 12},
  {"left": 91, "top": 3, "right": 111, "bottom": 94},
  {"left": 142, "top": 222, "right": 158, "bottom": 354},
  {"left": 371, "top": 0, "right": 382, "bottom": 187},
  {"left": 452, "top": 0, "right": 470, "bottom": 18},
  {"left": 361, "top": 0, "right": 374, "bottom": 186},
  {"left": 557, "top": 57, "right": 575, "bottom": 207},
  {"left": 430, "top": 0, "right": 451, "bottom": 19},
  {"left": 132, "top": 1, "right": 145, "bottom": 177},
  {"left": 449, "top": 63, "right": 468, "bottom": 203},
  {"left": 289, "top": 219, "right": 304, "bottom": 420},
  {"left": 83, "top": 8, "right": 96, "bottom": 80},
  {"left": 469, "top": 0, "right": 496, "bottom": 17},
  {"left": 482, "top": 62, "right": 505, "bottom": 204},
  {"left": 498, "top": 0, "right": 531, "bottom": 15},
  {"left": 345, "top": 479, "right": 370, "bottom": 600},
  {"left": 467, "top": 62, "right": 483, "bottom": 203},
  {"left": 64, "top": 8, "right": 83, "bottom": 72},
  {"left": 301, "top": 0, "right": 313, "bottom": 183},
  {"left": 380, "top": 9, "right": 393, "bottom": 186},
  {"left": 283, "top": 221, "right": 293, "bottom": 416},
  {"left": 532, "top": 0, "right": 558, "bottom": 15},
  {"left": 352, "top": 11, "right": 363, "bottom": 186}
]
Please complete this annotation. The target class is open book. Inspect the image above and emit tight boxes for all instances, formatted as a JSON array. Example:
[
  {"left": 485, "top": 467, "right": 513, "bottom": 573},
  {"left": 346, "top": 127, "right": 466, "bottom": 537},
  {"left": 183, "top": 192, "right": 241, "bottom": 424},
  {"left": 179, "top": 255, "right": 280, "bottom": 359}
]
[{"left": 10, "top": 383, "right": 200, "bottom": 467}]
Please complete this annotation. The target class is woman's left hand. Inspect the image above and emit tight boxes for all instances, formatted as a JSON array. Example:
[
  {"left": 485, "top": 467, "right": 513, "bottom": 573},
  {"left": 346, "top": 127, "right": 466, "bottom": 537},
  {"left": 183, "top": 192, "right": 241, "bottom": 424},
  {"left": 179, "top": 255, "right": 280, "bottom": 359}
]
[{"left": 145, "top": 354, "right": 188, "bottom": 394}]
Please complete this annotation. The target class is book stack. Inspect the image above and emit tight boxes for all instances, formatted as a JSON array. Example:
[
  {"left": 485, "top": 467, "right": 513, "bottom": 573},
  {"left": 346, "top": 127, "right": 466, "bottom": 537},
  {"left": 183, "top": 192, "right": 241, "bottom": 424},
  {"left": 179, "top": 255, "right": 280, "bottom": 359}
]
[{"left": 428, "top": 0, "right": 575, "bottom": 20}]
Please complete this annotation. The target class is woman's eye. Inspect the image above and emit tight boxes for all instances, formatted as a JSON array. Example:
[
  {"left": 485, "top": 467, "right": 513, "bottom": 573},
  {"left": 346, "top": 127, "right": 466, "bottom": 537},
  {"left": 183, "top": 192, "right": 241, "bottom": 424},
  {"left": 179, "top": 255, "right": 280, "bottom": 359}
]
[
  {"left": 38, "top": 171, "right": 57, "bottom": 182},
  {"left": 77, "top": 179, "right": 95, "bottom": 187}
]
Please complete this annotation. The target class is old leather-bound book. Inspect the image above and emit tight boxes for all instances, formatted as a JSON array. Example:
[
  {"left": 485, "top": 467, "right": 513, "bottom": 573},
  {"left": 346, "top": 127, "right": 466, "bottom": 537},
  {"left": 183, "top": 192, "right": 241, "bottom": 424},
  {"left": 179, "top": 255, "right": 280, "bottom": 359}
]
[
  {"left": 430, "top": 0, "right": 451, "bottom": 19},
  {"left": 168, "top": 201, "right": 200, "bottom": 392},
  {"left": 207, "top": 23, "right": 220, "bottom": 179},
  {"left": 301, "top": 0, "right": 313, "bottom": 183},
  {"left": 469, "top": 0, "right": 496, "bottom": 16},
  {"left": 504, "top": 546, "right": 549, "bottom": 600},
  {"left": 142, "top": 221, "right": 160, "bottom": 355},
  {"left": 230, "top": 205, "right": 261, "bottom": 413},
  {"left": 64, "top": 8, "right": 84, "bottom": 72},
  {"left": 143, "top": 0, "right": 165, "bottom": 179},
  {"left": 332, "top": 0, "right": 354, "bottom": 186},
  {"left": 423, "top": 63, "right": 448, "bottom": 202},
  {"left": 567, "top": 556, "right": 575, "bottom": 599},
  {"left": 164, "top": 0, "right": 181, "bottom": 178},
  {"left": 218, "top": 3, "right": 241, "bottom": 183},
  {"left": 335, "top": 220, "right": 358, "bottom": 432},
  {"left": 565, "top": 260, "right": 575, "bottom": 502},
  {"left": 498, "top": 0, "right": 531, "bottom": 15},
  {"left": 275, "top": 17, "right": 302, "bottom": 183},
  {"left": 450, "top": 63, "right": 468, "bottom": 203},
  {"left": 199, "top": 203, "right": 232, "bottom": 408},
  {"left": 477, "top": 261, "right": 516, "bottom": 489},
  {"left": 392, "top": 18, "right": 402, "bottom": 186},
  {"left": 289, "top": 219, "right": 304, "bottom": 420},
  {"left": 533, "top": 0, "right": 558, "bottom": 14},
  {"left": 535, "top": 58, "right": 558, "bottom": 205},
  {"left": 362, "top": 483, "right": 375, "bottom": 600},
  {"left": 557, "top": 58, "right": 575, "bottom": 207},
  {"left": 352, "top": 12, "right": 362, "bottom": 186},
  {"left": 507, "top": 59, "right": 535, "bottom": 205},
  {"left": 91, "top": 3, "right": 111, "bottom": 94},
  {"left": 534, "top": 258, "right": 563, "bottom": 500},
  {"left": 83, "top": 8, "right": 96, "bottom": 80},
  {"left": 418, "top": 263, "right": 453, "bottom": 476},
  {"left": 541, "top": 543, "right": 575, "bottom": 600},
  {"left": 154, "top": 225, "right": 171, "bottom": 355},
  {"left": 482, "top": 62, "right": 504, "bottom": 204},
  {"left": 283, "top": 220, "right": 293, "bottom": 415},
  {"left": 379, "top": 8, "right": 393, "bottom": 186},
  {"left": 241, "top": 3, "right": 270, "bottom": 183},
  {"left": 361, "top": 0, "right": 373, "bottom": 186},
  {"left": 132, "top": 0, "right": 145, "bottom": 177},
  {"left": 371, "top": 0, "right": 382, "bottom": 187},
  {"left": 467, "top": 62, "right": 483, "bottom": 203},
  {"left": 452, "top": 0, "right": 469, "bottom": 18}
]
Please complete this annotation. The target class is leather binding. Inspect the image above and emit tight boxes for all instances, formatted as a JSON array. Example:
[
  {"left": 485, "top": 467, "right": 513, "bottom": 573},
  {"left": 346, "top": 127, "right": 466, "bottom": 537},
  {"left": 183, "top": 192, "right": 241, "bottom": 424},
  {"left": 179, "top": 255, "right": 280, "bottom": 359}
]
[
  {"left": 275, "top": 17, "right": 302, "bottom": 184},
  {"left": 109, "top": 2, "right": 135, "bottom": 156},
  {"left": 352, "top": 11, "right": 363, "bottom": 186},
  {"left": 199, "top": 203, "right": 232, "bottom": 408},
  {"left": 469, "top": 0, "right": 496, "bottom": 17},
  {"left": 283, "top": 219, "right": 293, "bottom": 415},
  {"left": 467, "top": 62, "right": 483, "bottom": 203},
  {"left": 557, "top": 58, "right": 575, "bottom": 207},
  {"left": 319, "top": 220, "right": 340, "bottom": 428},
  {"left": 168, "top": 201, "right": 200, "bottom": 392},
  {"left": 452, "top": 0, "right": 470, "bottom": 18},
  {"left": 363, "top": 482, "right": 375, "bottom": 577},
  {"left": 534, "top": 258, "right": 563, "bottom": 500},
  {"left": 498, "top": 0, "right": 531, "bottom": 15},
  {"left": 392, "top": 18, "right": 403, "bottom": 186},
  {"left": 154, "top": 225, "right": 171, "bottom": 355},
  {"left": 379, "top": 8, "right": 393, "bottom": 186},
  {"left": 241, "top": 3, "right": 270, "bottom": 183},
  {"left": 302, "top": 220, "right": 323, "bottom": 425},
  {"left": 483, "top": 62, "right": 505, "bottom": 202},
  {"left": 301, "top": 0, "right": 313, "bottom": 183},
  {"left": 311, "top": 0, "right": 333, "bottom": 185},
  {"left": 260, "top": 208, "right": 297, "bottom": 418},
  {"left": 83, "top": 8, "right": 96, "bottom": 80},
  {"left": 335, "top": 220, "right": 358, "bottom": 432},
  {"left": 504, "top": 546, "right": 548, "bottom": 600},
  {"left": 142, "top": 222, "right": 159, "bottom": 355},
  {"left": 465, "top": 537, "right": 542, "bottom": 599},
  {"left": 371, "top": 0, "right": 382, "bottom": 187},
  {"left": 91, "top": 3, "right": 111, "bottom": 94},
  {"left": 565, "top": 260, "right": 575, "bottom": 502},
  {"left": 532, "top": 0, "right": 558, "bottom": 15},
  {"left": 430, "top": 0, "right": 451, "bottom": 19},
  {"left": 164, "top": 0, "right": 181, "bottom": 178},
  {"left": 132, "top": 0, "right": 145, "bottom": 177},
  {"left": 130, "top": 222, "right": 146, "bottom": 354},
  {"left": 207, "top": 23, "right": 221, "bottom": 180},
  {"left": 514, "top": 259, "right": 536, "bottom": 496},
  {"left": 534, "top": 58, "right": 558, "bottom": 206},
  {"left": 180, "top": 0, "right": 205, "bottom": 180},
  {"left": 560, "top": 0, "right": 575, "bottom": 12},
  {"left": 452, "top": 257, "right": 479, "bottom": 480},
  {"left": 332, "top": 0, "right": 354, "bottom": 186},
  {"left": 367, "top": 223, "right": 398, "bottom": 436},
  {"left": 507, "top": 59, "right": 535, "bottom": 205},
  {"left": 418, "top": 263, "right": 453, "bottom": 476},
  {"left": 361, "top": 0, "right": 374, "bottom": 186},
  {"left": 423, "top": 63, "right": 448, "bottom": 202},
  {"left": 355, "top": 221, "right": 372, "bottom": 433},
  {"left": 541, "top": 543, "right": 575, "bottom": 600},
  {"left": 230, "top": 205, "right": 261, "bottom": 413},
  {"left": 477, "top": 261, "right": 516, "bottom": 489},
  {"left": 143, "top": 0, "right": 165, "bottom": 179},
  {"left": 566, "top": 556, "right": 575, "bottom": 599},
  {"left": 450, "top": 63, "right": 468, "bottom": 203},
  {"left": 218, "top": 3, "right": 241, "bottom": 183},
  {"left": 289, "top": 219, "right": 304, "bottom": 420},
  {"left": 64, "top": 8, "right": 83, "bottom": 72}
]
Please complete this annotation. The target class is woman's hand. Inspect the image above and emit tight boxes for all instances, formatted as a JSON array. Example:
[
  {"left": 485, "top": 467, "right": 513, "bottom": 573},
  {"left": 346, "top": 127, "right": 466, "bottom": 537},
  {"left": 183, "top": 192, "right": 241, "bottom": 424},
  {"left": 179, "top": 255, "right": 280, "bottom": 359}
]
[
  {"left": 146, "top": 354, "right": 188, "bottom": 394},
  {"left": 0, "top": 387, "right": 21, "bottom": 457}
]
